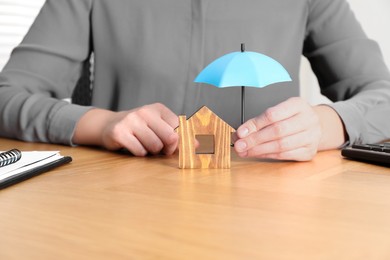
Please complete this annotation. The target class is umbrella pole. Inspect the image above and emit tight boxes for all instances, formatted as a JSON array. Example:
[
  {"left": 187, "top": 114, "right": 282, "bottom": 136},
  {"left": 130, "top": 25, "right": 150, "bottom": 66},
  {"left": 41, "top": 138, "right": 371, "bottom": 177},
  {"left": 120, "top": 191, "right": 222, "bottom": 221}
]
[
  {"left": 240, "top": 43, "right": 246, "bottom": 125},
  {"left": 241, "top": 86, "right": 245, "bottom": 124}
]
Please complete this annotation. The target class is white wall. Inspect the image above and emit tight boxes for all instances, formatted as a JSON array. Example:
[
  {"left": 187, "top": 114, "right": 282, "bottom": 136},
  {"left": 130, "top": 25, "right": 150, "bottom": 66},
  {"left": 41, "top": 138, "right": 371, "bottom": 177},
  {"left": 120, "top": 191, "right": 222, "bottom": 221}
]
[
  {"left": 300, "top": 0, "right": 390, "bottom": 104},
  {"left": 350, "top": 0, "right": 390, "bottom": 67},
  {"left": 0, "top": 0, "right": 45, "bottom": 70}
]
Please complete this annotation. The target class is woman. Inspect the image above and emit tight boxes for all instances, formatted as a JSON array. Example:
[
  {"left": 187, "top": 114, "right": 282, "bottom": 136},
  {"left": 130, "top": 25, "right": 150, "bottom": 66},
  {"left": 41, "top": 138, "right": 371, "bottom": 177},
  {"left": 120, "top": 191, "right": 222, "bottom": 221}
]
[{"left": 1, "top": 0, "right": 389, "bottom": 161}]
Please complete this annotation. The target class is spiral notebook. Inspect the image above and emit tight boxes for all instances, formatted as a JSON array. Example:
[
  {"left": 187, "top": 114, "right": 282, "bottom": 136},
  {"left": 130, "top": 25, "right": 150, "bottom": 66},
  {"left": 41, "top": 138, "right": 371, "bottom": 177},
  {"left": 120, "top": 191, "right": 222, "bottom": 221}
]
[{"left": 0, "top": 149, "right": 72, "bottom": 189}]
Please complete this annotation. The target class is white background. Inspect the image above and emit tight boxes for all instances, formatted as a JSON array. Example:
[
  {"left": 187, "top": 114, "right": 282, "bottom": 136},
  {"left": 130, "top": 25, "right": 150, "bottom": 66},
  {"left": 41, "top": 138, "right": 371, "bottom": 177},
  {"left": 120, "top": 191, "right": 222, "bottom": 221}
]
[
  {"left": 0, "top": 0, "right": 45, "bottom": 69},
  {"left": 0, "top": 0, "right": 389, "bottom": 104},
  {"left": 300, "top": 0, "right": 390, "bottom": 104}
]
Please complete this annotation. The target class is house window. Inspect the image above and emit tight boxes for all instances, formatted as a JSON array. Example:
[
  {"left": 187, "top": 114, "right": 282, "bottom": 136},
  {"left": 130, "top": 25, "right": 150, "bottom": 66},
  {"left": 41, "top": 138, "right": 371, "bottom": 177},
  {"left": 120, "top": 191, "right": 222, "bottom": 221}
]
[{"left": 195, "top": 135, "right": 215, "bottom": 154}]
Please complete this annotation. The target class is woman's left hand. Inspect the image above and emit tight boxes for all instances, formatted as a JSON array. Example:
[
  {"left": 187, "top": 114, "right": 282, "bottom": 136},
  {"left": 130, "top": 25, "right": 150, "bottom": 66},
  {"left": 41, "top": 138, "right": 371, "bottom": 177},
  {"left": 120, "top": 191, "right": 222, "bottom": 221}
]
[{"left": 233, "top": 97, "right": 322, "bottom": 161}]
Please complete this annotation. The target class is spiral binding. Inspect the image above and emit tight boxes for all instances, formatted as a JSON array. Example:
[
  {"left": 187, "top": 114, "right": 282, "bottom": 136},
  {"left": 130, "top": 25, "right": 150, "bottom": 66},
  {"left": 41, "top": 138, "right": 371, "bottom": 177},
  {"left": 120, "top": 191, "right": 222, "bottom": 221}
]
[{"left": 0, "top": 149, "right": 22, "bottom": 167}]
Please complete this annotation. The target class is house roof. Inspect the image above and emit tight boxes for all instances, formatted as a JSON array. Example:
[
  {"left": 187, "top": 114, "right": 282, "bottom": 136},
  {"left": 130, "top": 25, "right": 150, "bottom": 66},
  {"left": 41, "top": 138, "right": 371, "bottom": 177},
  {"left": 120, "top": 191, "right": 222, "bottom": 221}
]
[{"left": 178, "top": 106, "right": 235, "bottom": 133}]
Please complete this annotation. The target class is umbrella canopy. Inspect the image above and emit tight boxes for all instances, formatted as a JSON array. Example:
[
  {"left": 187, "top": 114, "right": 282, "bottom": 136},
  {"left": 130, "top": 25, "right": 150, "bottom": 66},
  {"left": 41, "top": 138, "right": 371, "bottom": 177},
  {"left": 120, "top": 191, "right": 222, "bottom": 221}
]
[
  {"left": 194, "top": 44, "right": 292, "bottom": 124},
  {"left": 195, "top": 50, "right": 291, "bottom": 88}
]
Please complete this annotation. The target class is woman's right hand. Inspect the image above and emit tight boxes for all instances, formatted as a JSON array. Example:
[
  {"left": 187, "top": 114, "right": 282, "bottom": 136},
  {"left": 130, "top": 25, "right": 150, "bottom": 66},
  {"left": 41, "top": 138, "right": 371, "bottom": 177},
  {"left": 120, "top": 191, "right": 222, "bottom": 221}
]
[{"left": 73, "top": 103, "right": 179, "bottom": 156}]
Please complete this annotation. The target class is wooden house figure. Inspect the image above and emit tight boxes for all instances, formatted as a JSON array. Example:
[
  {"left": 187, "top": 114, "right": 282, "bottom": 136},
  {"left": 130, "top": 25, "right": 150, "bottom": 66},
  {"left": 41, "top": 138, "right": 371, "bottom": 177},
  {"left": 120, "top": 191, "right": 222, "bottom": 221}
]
[{"left": 177, "top": 106, "right": 235, "bottom": 169}]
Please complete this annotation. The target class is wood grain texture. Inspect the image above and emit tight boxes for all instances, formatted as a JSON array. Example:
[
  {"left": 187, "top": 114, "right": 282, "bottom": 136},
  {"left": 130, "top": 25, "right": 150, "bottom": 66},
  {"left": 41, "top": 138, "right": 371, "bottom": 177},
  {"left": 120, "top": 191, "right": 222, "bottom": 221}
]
[
  {"left": 178, "top": 106, "right": 235, "bottom": 169},
  {"left": 1, "top": 138, "right": 390, "bottom": 259}
]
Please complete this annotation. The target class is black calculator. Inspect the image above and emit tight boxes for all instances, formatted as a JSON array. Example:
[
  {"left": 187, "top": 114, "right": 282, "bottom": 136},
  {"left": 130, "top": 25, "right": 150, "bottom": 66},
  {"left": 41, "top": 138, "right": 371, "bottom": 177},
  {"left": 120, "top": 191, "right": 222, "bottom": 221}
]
[{"left": 341, "top": 143, "right": 390, "bottom": 166}]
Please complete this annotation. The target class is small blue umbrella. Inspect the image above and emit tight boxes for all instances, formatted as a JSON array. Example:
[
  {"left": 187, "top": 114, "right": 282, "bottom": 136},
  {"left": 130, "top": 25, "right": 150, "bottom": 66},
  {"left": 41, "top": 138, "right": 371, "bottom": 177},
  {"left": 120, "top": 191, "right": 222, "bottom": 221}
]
[{"left": 194, "top": 44, "right": 292, "bottom": 124}]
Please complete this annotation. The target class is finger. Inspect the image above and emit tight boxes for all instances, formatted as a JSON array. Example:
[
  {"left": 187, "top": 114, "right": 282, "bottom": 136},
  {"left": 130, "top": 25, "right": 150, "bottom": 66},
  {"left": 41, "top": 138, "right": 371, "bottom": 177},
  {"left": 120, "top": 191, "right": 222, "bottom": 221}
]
[
  {"left": 236, "top": 97, "right": 307, "bottom": 139},
  {"left": 243, "top": 131, "right": 315, "bottom": 157},
  {"left": 158, "top": 119, "right": 179, "bottom": 155},
  {"left": 132, "top": 124, "right": 165, "bottom": 155},
  {"left": 137, "top": 104, "right": 179, "bottom": 155},
  {"left": 120, "top": 133, "right": 148, "bottom": 157},
  {"left": 121, "top": 111, "right": 164, "bottom": 155},
  {"left": 148, "top": 118, "right": 177, "bottom": 143},
  {"left": 156, "top": 103, "right": 179, "bottom": 128},
  {"left": 137, "top": 103, "right": 179, "bottom": 146},
  {"left": 236, "top": 128, "right": 319, "bottom": 161},
  {"left": 162, "top": 135, "right": 179, "bottom": 155},
  {"left": 236, "top": 111, "right": 313, "bottom": 153}
]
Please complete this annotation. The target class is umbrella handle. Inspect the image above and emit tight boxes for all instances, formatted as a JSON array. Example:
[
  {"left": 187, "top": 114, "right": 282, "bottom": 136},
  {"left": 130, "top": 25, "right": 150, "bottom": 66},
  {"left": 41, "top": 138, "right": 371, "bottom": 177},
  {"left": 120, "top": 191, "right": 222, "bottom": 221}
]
[
  {"left": 241, "top": 43, "right": 245, "bottom": 124},
  {"left": 241, "top": 86, "right": 245, "bottom": 125}
]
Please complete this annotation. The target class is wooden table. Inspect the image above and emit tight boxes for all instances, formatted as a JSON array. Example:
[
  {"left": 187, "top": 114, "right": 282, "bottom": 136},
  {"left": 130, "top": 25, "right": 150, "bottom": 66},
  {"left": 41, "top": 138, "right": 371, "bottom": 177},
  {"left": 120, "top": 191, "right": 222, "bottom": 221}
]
[{"left": 1, "top": 138, "right": 390, "bottom": 259}]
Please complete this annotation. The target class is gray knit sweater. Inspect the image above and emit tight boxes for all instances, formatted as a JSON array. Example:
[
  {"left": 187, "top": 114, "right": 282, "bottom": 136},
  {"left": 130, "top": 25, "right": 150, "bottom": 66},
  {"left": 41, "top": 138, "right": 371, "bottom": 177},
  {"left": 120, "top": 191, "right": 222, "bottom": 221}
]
[{"left": 1, "top": 0, "right": 390, "bottom": 145}]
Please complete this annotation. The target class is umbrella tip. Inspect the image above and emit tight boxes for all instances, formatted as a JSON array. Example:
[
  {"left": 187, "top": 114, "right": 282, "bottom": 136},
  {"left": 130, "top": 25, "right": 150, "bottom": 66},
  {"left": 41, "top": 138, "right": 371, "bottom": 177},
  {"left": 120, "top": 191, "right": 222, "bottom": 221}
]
[{"left": 241, "top": 43, "right": 245, "bottom": 52}]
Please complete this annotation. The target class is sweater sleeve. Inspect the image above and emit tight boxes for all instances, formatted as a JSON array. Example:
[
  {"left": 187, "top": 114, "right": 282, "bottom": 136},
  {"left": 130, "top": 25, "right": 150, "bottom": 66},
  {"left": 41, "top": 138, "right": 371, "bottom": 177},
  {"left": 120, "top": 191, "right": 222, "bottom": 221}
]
[
  {"left": 304, "top": 0, "right": 390, "bottom": 144},
  {"left": 0, "top": 0, "right": 93, "bottom": 145}
]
